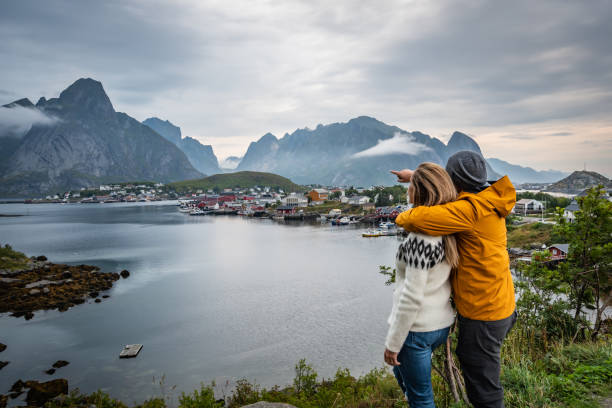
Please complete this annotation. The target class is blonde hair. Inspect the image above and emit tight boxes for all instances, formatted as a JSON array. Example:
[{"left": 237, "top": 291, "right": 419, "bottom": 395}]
[{"left": 409, "top": 162, "right": 459, "bottom": 267}]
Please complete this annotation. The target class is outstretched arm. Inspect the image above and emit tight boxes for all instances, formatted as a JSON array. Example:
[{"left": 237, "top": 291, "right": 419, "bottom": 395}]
[{"left": 395, "top": 200, "right": 476, "bottom": 235}]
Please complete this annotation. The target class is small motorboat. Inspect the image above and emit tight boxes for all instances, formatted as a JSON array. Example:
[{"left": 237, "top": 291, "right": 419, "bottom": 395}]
[
  {"left": 362, "top": 229, "right": 383, "bottom": 237},
  {"left": 332, "top": 216, "right": 350, "bottom": 226}
]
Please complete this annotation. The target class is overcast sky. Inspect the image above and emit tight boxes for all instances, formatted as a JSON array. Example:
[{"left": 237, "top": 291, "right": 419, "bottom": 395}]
[{"left": 1, "top": 0, "right": 611, "bottom": 175}]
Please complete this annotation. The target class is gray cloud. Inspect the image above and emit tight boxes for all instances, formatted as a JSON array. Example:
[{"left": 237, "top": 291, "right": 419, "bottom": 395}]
[
  {"left": 0, "top": 106, "right": 59, "bottom": 137},
  {"left": 0, "top": 0, "right": 610, "bottom": 174}
]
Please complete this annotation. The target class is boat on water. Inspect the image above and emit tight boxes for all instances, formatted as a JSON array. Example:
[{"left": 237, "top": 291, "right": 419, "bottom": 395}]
[
  {"left": 362, "top": 222, "right": 398, "bottom": 237},
  {"left": 331, "top": 216, "right": 360, "bottom": 225},
  {"left": 331, "top": 216, "right": 350, "bottom": 225},
  {"left": 362, "top": 229, "right": 383, "bottom": 237},
  {"left": 189, "top": 208, "right": 214, "bottom": 216}
]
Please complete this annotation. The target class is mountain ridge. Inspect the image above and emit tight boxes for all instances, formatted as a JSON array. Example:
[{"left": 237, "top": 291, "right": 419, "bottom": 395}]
[
  {"left": 143, "top": 117, "right": 220, "bottom": 176},
  {"left": 236, "top": 116, "right": 501, "bottom": 186},
  {"left": 0, "top": 78, "right": 202, "bottom": 197},
  {"left": 544, "top": 170, "right": 611, "bottom": 194},
  {"left": 487, "top": 158, "right": 569, "bottom": 184}
]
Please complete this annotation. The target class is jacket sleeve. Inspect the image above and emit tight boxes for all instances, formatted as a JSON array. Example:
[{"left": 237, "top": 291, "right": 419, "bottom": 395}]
[
  {"left": 395, "top": 200, "right": 476, "bottom": 235},
  {"left": 384, "top": 261, "right": 428, "bottom": 353}
]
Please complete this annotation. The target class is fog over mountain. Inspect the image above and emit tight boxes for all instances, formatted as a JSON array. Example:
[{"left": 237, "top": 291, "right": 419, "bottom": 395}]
[
  {"left": 236, "top": 116, "right": 502, "bottom": 186},
  {"left": 220, "top": 156, "right": 242, "bottom": 170},
  {"left": 0, "top": 78, "right": 202, "bottom": 197}
]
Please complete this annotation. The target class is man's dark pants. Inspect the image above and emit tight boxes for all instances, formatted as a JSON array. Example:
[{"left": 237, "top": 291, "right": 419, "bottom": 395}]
[{"left": 456, "top": 310, "right": 517, "bottom": 408}]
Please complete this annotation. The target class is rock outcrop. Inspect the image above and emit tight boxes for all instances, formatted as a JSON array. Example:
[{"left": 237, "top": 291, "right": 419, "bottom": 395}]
[
  {"left": 0, "top": 256, "right": 121, "bottom": 318},
  {"left": 25, "top": 379, "right": 68, "bottom": 406}
]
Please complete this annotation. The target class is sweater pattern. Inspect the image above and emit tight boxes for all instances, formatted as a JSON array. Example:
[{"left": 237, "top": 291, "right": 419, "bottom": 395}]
[{"left": 396, "top": 234, "right": 445, "bottom": 270}]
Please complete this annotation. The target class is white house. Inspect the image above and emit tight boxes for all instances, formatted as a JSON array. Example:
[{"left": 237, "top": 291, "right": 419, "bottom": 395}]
[
  {"left": 347, "top": 195, "right": 371, "bottom": 205},
  {"left": 513, "top": 199, "right": 544, "bottom": 215},
  {"left": 281, "top": 193, "right": 308, "bottom": 207},
  {"left": 563, "top": 200, "right": 580, "bottom": 222}
]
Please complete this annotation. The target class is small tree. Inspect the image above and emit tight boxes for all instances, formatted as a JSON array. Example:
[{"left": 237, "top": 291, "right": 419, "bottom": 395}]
[
  {"left": 553, "top": 185, "right": 612, "bottom": 338},
  {"left": 515, "top": 251, "right": 579, "bottom": 340},
  {"left": 293, "top": 358, "right": 318, "bottom": 397}
]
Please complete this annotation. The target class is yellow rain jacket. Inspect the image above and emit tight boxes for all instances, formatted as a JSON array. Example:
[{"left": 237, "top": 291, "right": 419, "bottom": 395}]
[{"left": 395, "top": 176, "right": 516, "bottom": 321}]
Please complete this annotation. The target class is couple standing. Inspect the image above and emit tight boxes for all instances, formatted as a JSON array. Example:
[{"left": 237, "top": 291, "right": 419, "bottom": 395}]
[{"left": 384, "top": 151, "right": 517, "bottom": 408}]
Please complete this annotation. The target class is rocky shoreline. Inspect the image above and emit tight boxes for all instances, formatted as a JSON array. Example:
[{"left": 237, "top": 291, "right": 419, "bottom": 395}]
[
  {"left": 0, "top": 250, "right": 130, "bottom": 406},
  {"left": 0, "top": 255, "right": 128, "bottom": 320}
]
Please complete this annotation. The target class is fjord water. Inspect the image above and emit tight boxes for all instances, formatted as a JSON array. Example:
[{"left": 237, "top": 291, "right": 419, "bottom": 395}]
[{"left": 0, "top": 202, "right": 396, "bottom": 402}]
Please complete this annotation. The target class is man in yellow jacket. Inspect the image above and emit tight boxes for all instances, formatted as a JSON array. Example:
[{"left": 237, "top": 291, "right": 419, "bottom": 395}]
[{"left": 392, "top": 151, "right": 517, "bottom": 408}]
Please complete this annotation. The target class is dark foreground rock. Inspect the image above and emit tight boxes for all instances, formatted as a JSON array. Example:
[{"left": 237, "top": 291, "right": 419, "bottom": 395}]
[
  {"left": 0, "top": 343, "right": 5, "bottom": 352},
  {"left": 52, "top": 360, "right": 69, "bottom": 369},
  {"left": 0, "top": 257, "right": 121, "bottom": 319},
  {"left": 0, "top": 394, "right": 7, "bottom": 408},
  {"left": 0, "top": 361, "right": 8, "bottom": 370},
  {"left": 25, "top": 379, "right": 68, "bottom": 406},
  {"left": 10, "top": 379, "right": 26, "bottom": 393},
  {"left": 120, "top": 269, "right": 130, "bottom": 278}
]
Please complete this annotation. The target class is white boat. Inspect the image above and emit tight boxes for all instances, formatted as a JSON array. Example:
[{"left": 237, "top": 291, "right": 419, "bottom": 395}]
[
  {"left": 189, "top": 208, "right": 214, "bottom": 216},
  {"left": 336, "top": 217, "right": 350, "bottom": 225},
  {"left": 362, "top": 229, "right": 382, "bottom": 237}
]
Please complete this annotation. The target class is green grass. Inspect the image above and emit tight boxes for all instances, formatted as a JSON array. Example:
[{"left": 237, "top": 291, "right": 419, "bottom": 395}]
[
  {"left": 42, "top": 330, "right": 612, "bottom": 408},
  {"left": 507, "top": 222, "right": 555, "bottom": 248},
  {"left": 168, "top": 171, "right": 305, "bottom": 193},
  {"left": 0, "top": 243, "right": 31, "bottom": 271}
]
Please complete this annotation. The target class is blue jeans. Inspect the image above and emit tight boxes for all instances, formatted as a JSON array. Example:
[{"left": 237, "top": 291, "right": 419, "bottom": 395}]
[{"left": 392, "top": 326, "right": 450, "bottom": 408}]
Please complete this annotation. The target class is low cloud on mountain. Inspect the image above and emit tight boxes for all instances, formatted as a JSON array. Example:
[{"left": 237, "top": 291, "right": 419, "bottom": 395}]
[
  {"left": 352, "top": 132, "right": 432, "bottom": 159},
  {"left": 0, "top": 105, "right": 58, "bottom": 137}
]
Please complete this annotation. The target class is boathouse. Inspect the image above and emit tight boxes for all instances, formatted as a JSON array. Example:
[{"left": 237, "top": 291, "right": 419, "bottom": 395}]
[{"left": 276, "top": 205, "right": 296, "bottom": 215}]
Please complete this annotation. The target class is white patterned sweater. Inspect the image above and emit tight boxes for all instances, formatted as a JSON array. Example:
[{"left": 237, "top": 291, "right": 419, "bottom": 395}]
[{"left": 385, "top": 232, "right": 456, "bottom": 353}]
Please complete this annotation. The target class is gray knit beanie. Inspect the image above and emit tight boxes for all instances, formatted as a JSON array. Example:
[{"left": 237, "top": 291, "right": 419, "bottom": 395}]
[{"left": 445, "top": 151, "right": 488, "bottom": 193}]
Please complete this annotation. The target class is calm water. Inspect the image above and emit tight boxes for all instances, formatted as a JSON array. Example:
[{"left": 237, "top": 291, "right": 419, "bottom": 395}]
[{"left": 0, "top": 202, "right": 397, "bottom": 404}]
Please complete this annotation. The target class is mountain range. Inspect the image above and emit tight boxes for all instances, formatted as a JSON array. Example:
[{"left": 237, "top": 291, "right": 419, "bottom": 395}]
[
  {"left": 235, "top": 117, "right": 503, "bottom": 186},
  {"left": 486, "top": 158, "right": 568, "bottom": 184},
  {"left": 0, "top": 78, "right": 202, "bottom": 197},
  {"left": 0, "top": 77, "right": 574, "bottom": 196}
]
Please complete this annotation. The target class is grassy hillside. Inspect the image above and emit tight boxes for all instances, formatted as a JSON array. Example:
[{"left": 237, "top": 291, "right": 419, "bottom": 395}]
[
  {"left": 507, "top": 222, "right": 555, "bottom": 248},
  {"left": 169, "top": 171, "right": 305, "bottom": 193}
]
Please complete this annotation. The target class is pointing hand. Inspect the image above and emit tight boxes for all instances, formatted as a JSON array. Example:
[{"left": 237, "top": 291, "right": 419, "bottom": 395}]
[{"left": 390, "top": 169, "right": 413, "bottom": 183}]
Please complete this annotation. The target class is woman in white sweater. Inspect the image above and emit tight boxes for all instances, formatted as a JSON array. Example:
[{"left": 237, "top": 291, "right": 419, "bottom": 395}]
[{"left": 384, "top": 162, "right": 458, "bottom": 408}]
